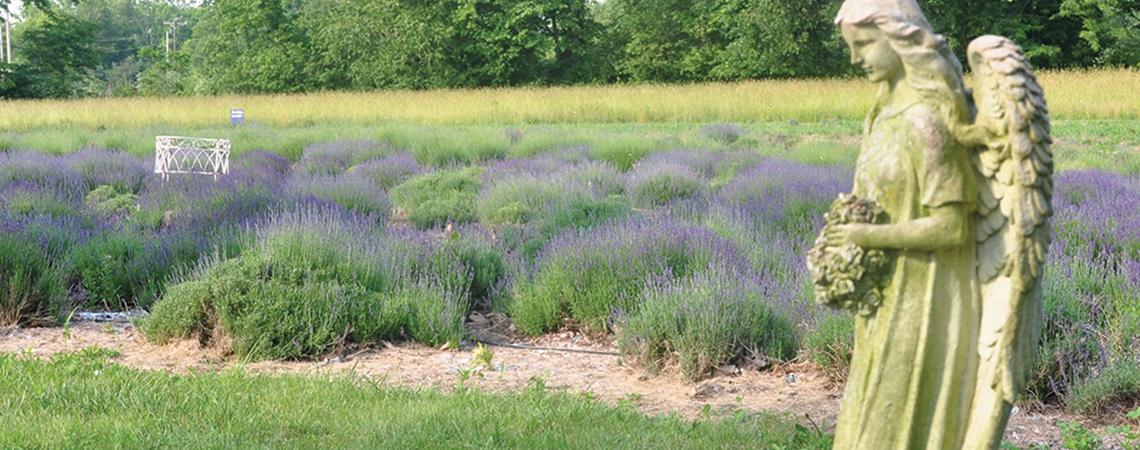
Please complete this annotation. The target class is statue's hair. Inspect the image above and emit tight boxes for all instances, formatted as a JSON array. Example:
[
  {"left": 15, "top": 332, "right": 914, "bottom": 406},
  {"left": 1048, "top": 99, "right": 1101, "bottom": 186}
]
[{"left": 848, "top": 16, "right": 972, "bottom": 125}]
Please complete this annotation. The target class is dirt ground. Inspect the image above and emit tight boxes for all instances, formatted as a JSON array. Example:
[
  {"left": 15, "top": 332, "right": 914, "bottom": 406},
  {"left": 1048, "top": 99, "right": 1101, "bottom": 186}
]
[{"left": 0, "top": 319, "right": 1131, "bottom": 449}]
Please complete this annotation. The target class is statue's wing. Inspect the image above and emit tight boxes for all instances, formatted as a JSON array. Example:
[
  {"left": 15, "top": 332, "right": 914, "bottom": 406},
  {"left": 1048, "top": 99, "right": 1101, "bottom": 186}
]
[{"left": 966, "top": 35, "right": 1053, "bottom": 402}]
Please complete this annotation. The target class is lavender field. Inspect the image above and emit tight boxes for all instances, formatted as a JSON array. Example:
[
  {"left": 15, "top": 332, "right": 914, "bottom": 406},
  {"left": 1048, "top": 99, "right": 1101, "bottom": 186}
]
[{"left": 1, "top": 133, "right": 1136, "bottom": 414}]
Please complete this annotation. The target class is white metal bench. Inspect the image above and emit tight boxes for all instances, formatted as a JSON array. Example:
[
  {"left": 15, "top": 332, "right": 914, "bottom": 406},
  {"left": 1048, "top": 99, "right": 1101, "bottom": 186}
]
[{"left": 154, "top": 136, "right": 231, "bottom": 181}]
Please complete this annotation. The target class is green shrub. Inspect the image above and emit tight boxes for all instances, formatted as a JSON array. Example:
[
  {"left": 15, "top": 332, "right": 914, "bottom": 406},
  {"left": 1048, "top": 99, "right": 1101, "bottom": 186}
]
[
  {"left": 69, "top": 232, "right": 161, "bottom": 309},
  {"left": 511, "top": 218, "right": 750, "bottom": 334},
  {"left": 518, "top": 195, "right": 633, "bottom": 259},
  {"left": 390, "top": 168, "right": 482, "bottom": 229},
  {"left": 85, "top": 184, "right": 139, "bottom": 215},
  {"left": 1066, "top": 359, "right": 1140, "bottom": 414},
  {"left": 476, "top": 176, "right": 569, "bottom": 226},
  {"left": 437, "top": 230, "right": 505, "bottom": 302},
  {"left": 0, "top": 236, "right": 69, "bottom": 325},
  {"left": 619, "top": 270, "right": 798, "bottom": 380},
  {"left": 591, "top": 137, "right": 656, "bottom": 171},
  {"left": 138, "top": 279, "right": 211, "bottom": 344},
  {"left": 626, "top": 163, "right": 707, "bottom": 208},
  {"left": 802, "top": 314, "right": 855, "bottom": 375},
  {"left": 140, "top": 209, "right": 472, "bottom": 360},
  {"left": 4, "top": 188, "right": 78, "bottom": 220}
]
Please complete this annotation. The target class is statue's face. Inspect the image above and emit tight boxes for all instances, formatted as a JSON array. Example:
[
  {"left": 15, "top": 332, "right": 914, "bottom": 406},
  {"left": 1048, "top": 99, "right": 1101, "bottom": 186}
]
[{"left": 841, "top": 23, "right": 903, "bottom": 84}]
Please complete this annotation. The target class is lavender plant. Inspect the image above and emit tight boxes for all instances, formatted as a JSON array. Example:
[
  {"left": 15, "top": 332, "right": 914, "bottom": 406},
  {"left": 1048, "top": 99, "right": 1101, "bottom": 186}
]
[
  {"left": 626, "top": 161, "right": 707, "bottom": 208},
  {"left": 350, "top": 152, "right": 423, "bottom": 190},
  {"left": 550, "top": 160, "right": 625, "bottom": 197},
  {"left": 140, "top": 206, "right": 475, "bottom": 359},
  {"left": 390, "top": 167, "right": 482, "bottom": 229},
  {"left": 699, "top": 123, "right": 746, "bottom": 145},
  {"left": 0, "top": 234, "right": 69, "bottom": 326},
  {"left": 619, "top": 267, "right": 798, "bottom": 380},
  {"left": 286, "top": 172, "right": 392, "bottom": 222},
  {"left": 64, "top": 148, "right": 150, "bottom": 193},
  {"left": 0, "top": 151, "right": 86, "bottom": 201},
  {"left": 512, "top": 217, "right": 752, "bottom": 334},
  {"left": 716, "top": 159, "right": 850, "bottom": 240},
  {"left": 295, "top": 140, "right": 399, "bottom": 176}
]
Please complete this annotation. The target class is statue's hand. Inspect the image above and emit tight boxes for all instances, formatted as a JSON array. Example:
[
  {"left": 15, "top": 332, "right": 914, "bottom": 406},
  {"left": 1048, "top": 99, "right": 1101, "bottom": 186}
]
[{"left": 825, "top": 224, "right": 876, "bottom": 248}]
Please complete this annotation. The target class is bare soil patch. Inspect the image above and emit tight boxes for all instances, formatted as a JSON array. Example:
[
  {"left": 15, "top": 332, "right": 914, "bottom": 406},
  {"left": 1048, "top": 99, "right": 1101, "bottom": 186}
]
[{"left": 0, "top": 321, "right": 1131, "bottom": 448}]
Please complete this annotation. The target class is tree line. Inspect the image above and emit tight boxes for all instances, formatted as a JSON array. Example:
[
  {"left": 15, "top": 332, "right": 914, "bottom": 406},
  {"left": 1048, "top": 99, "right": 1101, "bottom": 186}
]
[{"left": 1, "top": 0, "right": 1136, "bottom": 98}]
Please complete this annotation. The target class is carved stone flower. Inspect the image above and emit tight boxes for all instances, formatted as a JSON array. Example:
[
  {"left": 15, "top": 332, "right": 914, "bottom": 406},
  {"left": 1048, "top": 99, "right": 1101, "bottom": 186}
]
[{"left": 806, "top": 194, "right": 892, "bottom": 317}]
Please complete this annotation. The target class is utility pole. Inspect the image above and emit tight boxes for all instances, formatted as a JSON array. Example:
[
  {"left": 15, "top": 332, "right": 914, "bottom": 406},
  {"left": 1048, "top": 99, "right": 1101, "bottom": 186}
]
[
  {"left": 163, "top": 18, "right": 185, "bottom": 60},
  {"left": 1, "top": 8, "right": 9, "bottom": 64},
  {"left": 6, "top": 8, "right": 13, "bottom": 64},
  {"left": 1, "top": 10, "right": 6, "bottom": 64}
]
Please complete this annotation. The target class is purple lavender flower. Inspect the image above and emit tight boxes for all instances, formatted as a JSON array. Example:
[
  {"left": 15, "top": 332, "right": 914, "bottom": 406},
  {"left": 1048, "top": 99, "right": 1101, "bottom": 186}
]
[
  {"left": 0, "top": 151, "right": 86, "bottom": 200},
  {"left": 285, "top": 172, "right": 392, "bottom": 222},
  {"left": 350, "top": 152, "right": 424, "bottom": 190},
  {"left": 626, "top": 161, "right": 707, "bottom": 207},
  {"left": 716, "top": 159, "right": 850, "bottom": 239},
  {"left": 64, "top": 148, "right": 151, "bottom": 193},
  {"left": 296, "top": 140, "right": 399, "bottom": 176},
  {"left": 517, "top": 217, "right": 755, "bottom": 332}
]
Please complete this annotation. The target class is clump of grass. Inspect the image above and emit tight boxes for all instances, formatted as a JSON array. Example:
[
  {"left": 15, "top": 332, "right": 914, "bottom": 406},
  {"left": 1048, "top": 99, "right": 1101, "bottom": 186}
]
[
  {"left": 68, "top": 231, "right": 166, "bottom": 309},
  {"left": 390, "top": 167, "right": 482, "bottom": 229},
  {"left": 801, "top": 313, "right": 854, "bottom": 376},
  {"left": 0, "top": 234, "right": 69, "bottom": 326},
  {"left": 626, "top": 161, "right": 707, "bottom": 208},
  {"left": 591, "top": 136, "right": 657, "bottom": 171},
  {"left": 139, "top": 207, "right": 472, "bottom": 359},
  {"left": 699, "top": 123, "right": 746, "bottom": 145},
  {"left": 619, "top": 268, "right": 798, "bottom": 380}
]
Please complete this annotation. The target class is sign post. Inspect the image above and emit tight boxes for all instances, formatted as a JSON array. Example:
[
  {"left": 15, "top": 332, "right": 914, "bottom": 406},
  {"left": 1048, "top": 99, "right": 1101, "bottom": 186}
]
[{"left": 230, "top": 109, "right": 245, "bottom": 125}]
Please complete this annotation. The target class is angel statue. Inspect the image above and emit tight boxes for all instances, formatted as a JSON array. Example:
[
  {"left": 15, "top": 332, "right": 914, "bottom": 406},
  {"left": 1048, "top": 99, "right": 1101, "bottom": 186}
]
[{"left": 817, "top": 0, "right": 1053, "bottom": 448}]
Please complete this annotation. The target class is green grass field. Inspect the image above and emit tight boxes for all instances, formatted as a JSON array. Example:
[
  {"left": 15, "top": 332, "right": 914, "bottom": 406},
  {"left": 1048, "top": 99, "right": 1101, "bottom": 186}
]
[
  {"left": 0, "top": 69, "right": 1135, "bottom": 130},
  {"left": 0, "top": 349, "right": 831, "bottom": 449}
]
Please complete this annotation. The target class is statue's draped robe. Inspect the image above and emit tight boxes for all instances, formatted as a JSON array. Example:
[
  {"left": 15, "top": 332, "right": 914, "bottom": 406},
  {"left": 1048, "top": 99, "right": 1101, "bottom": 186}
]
[{"left": 833, "top": 101, "right": 981, "bottom": 450}]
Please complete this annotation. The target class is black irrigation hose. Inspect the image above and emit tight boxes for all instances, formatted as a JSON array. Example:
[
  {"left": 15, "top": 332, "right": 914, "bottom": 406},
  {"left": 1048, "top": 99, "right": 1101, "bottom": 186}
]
[{"left": 473, "top": 339, "right": 621, "bottom": 357}]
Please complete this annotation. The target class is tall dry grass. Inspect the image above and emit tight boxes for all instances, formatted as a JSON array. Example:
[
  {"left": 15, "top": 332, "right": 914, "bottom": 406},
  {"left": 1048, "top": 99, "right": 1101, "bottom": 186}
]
[{"left": 0, "top": 69, "right": 1134, "bottom": 130}]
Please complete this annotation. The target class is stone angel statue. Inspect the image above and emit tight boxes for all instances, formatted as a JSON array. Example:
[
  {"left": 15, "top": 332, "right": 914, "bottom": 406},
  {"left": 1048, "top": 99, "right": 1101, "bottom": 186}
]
[{"left": 814, "top": 0, "right": 1053, "bottom": 449}]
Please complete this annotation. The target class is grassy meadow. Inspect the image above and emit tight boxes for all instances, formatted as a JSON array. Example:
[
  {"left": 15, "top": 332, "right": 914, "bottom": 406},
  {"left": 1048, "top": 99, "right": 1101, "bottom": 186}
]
[{"left": 0, "top": 69, "right": 1137, "bottom": 130}]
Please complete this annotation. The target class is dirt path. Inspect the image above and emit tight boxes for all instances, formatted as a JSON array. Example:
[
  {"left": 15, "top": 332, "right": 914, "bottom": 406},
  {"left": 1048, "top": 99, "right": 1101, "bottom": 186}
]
[{"left": 0, "top": 322, "right": 1128, "bottom": 449}]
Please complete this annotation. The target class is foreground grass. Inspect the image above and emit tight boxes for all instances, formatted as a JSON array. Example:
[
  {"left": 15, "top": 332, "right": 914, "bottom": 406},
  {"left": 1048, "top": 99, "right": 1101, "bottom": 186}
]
[
  {"left": 0, "top": 70, "right": 1135, "bottom": 130},
  {"left": 0, "top": 349, "right": 831, "bottom": 449}
]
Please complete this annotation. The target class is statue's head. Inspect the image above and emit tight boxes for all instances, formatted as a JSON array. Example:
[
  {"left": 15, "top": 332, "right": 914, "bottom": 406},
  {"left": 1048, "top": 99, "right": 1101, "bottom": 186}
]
[{"left": 835, "top": 0, "right": 970, "bottom": 122}]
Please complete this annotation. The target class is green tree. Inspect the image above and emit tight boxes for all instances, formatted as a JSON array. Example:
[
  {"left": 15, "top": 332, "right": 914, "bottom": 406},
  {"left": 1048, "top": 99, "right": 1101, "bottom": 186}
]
[
  {"left": 707, "top": 0, "right": 846, "bottom": 79},
  {"left": 921, "top": 0, "right": 1091, "bottom": 68},
  {"left": 3, "top": 12, "right": 102, "bottom": 98},
  {"left": 297, "top": 0, "right": 452, "bottom": 90},
  {"left": 1060, "top": 0, "right": 1140, "bottom": 66},
  {"left": 183, "top": 0, "right": 309, "bottom": 94}
]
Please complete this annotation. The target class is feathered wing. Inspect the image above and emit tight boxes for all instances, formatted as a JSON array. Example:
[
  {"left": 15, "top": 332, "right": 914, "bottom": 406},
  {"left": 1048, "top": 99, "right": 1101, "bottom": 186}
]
[{"left": 964, "top": 35, "right": 1053, "bottom": 402}]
